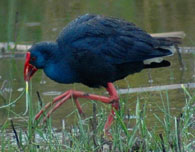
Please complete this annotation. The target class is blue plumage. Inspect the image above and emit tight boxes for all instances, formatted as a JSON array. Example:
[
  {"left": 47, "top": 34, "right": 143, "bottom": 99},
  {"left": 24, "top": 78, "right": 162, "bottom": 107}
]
[{"left": 29, "top": 14, "right": 174, "bottom": 87}]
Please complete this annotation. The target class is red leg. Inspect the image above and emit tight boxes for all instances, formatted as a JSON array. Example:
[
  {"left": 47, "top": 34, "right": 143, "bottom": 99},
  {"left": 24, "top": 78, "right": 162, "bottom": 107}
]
[
  {"left": 35, "top": 91, "right": 70, "bottom": 120},
  {"left": 35, "top": 91, "right": 84, "bottom": 120},
  {"left": 74, "top": 97, "right": 84, "bottom": 115},
  {"left": 35, "top": 82, "right": 119, "bottom": 138},
  {"left": 43, "top": 93, "right": 72, "bottom": 122},
  {"left": 104, "top": 83, "right": 119, "bottom": 138},
  {"left": 35, "top": 89, "right": 110, "bottom": 120}
]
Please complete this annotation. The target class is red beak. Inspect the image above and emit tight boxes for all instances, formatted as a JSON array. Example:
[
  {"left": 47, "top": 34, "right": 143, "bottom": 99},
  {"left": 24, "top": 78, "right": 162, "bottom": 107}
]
[{"left": 24, "top": 52, "right": 38, "bottom": 81}]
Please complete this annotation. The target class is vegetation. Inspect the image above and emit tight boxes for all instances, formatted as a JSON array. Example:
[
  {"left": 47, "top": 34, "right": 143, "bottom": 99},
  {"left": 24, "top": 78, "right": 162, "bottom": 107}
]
[{"left": 0, "top": 85, "right": 194, "bottom": 152}]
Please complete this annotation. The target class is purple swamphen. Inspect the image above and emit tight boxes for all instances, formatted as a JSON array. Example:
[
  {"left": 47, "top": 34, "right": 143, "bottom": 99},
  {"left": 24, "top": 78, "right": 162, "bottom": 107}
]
[{"left": 24, "top": 14, "right": 177, "bottom": 137}]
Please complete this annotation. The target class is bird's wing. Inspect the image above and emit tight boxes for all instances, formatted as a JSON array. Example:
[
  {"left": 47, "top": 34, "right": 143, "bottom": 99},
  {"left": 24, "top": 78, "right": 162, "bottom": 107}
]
[{"left": 58, "top": 14, "right": 171, "bottom": 64}]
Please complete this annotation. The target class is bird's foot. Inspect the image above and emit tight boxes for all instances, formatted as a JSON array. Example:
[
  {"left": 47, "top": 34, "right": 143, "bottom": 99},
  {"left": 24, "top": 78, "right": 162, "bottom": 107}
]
[
  {"left": 35, "top": 90, "right": 85, "bottom": 122},
  {"left": 35, "top": 83, "right": 119, "bottom": 139}
]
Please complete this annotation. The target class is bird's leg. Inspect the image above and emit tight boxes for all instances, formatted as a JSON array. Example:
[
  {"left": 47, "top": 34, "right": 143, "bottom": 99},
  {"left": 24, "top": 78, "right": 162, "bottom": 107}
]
[
  {"left": 35, "top": 89, "right": 110, "bottom": 120},
  {"left": 35, "top": 91, "right": 70, "bottom": 120},
  {"left": 73, "top": 97, "right": 85, "bottom": 115},
  {"left": 35, "top": 83, "right": 119, "bottom": 138},
  {"left": 35, "top": 91, "right": 84, "bottom": 120},
  {"left": 104, "top": 83, "right": 119, "bottom": 138}
]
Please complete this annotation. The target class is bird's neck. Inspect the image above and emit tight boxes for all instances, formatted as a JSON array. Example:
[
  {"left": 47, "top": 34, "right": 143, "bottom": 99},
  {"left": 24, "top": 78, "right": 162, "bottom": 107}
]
[
  {"left": 44, "top": 61, "right": 78, "bottom": 84},
  {"left": 41, "top": 42, "right": 78, "bottom": 84}
]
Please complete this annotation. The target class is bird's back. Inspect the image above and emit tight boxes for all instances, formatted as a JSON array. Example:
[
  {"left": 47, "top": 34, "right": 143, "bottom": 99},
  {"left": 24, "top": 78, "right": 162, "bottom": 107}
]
[{"left": 55, "top": 14, "right": 175, "bottom": 87}]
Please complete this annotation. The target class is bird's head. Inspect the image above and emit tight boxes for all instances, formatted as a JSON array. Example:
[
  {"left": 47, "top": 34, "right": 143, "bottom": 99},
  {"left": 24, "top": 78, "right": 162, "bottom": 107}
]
[{"left": 24, "top": 42, "right": 58, "bottom": 81}]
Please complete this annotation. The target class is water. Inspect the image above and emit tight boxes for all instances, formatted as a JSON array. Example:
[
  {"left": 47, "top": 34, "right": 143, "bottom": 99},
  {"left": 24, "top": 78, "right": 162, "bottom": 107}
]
[{"left": 0, "top": 0, "right": 195, "bottom": 128}]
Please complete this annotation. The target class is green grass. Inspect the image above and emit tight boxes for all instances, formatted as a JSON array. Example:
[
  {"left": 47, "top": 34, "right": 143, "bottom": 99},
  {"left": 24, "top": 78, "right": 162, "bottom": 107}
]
[{"left": 0, "top": 86, "right": 194, "bottom": 152}]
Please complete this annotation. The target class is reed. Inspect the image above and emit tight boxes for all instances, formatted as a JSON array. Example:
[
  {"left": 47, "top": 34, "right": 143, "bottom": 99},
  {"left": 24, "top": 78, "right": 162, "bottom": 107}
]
[{"left": 0, "top": 85, "right": 194, "bottom": 151}]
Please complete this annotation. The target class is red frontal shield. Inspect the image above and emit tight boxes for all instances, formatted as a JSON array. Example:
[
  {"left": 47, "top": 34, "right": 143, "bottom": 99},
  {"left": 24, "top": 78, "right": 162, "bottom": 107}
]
[{"left": 24, "top": 52, "right": 38, "bottom": 81}]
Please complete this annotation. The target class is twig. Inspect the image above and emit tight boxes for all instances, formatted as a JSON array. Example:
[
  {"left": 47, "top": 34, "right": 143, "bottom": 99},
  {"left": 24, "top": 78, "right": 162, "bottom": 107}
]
[
  {"left": 13, "top": 11, "right": 19, "bottom": 51},
  {"left": 159, "top": 134, "right": 166, "bottom": 152},
  {"left": 69, "top": 126, "right": 73, "bottom": 148},
  {"left": 177, "top": 117, "right": 182, "bottom": 152},
  {"left": 175, "top": 45, "right": 185, "bottom": 70},
  {"left": 118, "top": 82, "right": 195, "bottom": 94},
  {"left": 92, "top": 103, "right": 97, "bottom": 128},
  {"left": 90, "top": 103, "right": 98, "bottom": 151},
  {"left": 36, "top": 91, "right": 43, "bottom": 108},
  {"left": 10, "top": 120, "right": 22, "bottom": 151},
  {"left": 62, "top": 119, "right": 65, "bottom": 145},
  {"left": 150, "top": 31, "right": 186, "bottom": 39},
  {"left": 147, "top": 69, "right": 153, "bottom": 85}
]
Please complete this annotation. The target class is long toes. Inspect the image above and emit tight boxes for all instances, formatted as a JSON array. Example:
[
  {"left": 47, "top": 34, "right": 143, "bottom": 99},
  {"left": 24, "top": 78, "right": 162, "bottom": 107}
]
[
  {"left": 35, "top": 93, "right": 71, "bottom": 121},
  {"left": 35, "top": 111, "right": 43, "bottom": 120},
  {"left": 53, "top": 91, "right": 70, "bottom": 101}
]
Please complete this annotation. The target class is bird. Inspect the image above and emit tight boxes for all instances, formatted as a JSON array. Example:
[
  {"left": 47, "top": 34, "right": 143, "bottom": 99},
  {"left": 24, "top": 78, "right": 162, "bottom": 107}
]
[{"left": 24, "top": 14, "right": 178, "bottom": 137}]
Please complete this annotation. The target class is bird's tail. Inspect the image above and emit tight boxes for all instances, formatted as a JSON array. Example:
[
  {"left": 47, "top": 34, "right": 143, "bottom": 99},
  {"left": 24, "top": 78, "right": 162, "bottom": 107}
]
[
  {"left": 143, "top": 60, "right": 170, "bottom": 69},
  {"left": 152, "top": 31, "right": 185, "bottom": 54},
  {"left": 143, "top": 31, "right": 185, "bottom": 67}
]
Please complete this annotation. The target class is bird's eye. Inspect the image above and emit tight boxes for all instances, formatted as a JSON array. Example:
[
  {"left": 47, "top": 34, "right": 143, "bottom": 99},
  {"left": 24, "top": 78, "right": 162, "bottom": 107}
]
[{"left": 31, "top": 57, "right": 36, "bottom": 61}]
